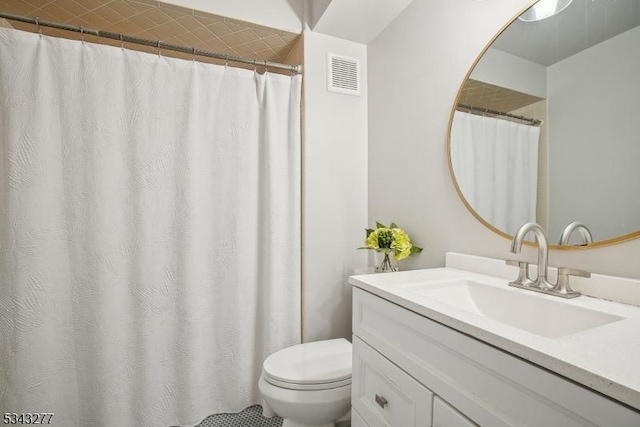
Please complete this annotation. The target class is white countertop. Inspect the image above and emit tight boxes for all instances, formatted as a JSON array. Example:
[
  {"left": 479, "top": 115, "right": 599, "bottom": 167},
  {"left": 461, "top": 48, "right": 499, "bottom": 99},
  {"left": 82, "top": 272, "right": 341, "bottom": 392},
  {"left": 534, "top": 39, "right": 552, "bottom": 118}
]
[{"left": 349, "top": 254, "right": 640, "bottom": 412}]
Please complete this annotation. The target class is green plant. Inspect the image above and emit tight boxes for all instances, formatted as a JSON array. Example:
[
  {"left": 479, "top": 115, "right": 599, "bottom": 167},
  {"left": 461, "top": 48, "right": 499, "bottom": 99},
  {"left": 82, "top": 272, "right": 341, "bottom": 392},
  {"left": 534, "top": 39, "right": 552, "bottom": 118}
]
[{"left": 358, "top": 221, "right": 423, "bottom": 261}]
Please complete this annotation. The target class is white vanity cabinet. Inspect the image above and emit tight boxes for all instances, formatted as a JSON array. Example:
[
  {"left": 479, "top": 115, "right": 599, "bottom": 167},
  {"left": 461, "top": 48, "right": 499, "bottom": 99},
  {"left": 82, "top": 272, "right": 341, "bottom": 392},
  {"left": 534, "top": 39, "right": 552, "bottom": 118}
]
[{"left": 351, "top": 287, "right": 640, "bottom": 427}]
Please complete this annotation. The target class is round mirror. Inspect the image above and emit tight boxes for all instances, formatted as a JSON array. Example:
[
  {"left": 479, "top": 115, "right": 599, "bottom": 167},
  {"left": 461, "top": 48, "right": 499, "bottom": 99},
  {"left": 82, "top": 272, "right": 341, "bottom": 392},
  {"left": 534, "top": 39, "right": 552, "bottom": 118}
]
[{"left": 448, "top": 0, "right": 640, "bottom": 248}]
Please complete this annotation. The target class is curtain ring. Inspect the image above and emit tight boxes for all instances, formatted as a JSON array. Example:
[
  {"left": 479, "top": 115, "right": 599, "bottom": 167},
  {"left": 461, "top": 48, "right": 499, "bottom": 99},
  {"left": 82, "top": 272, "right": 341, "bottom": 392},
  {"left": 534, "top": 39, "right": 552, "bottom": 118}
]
[
  {"left": 157, "top": 41, "right": 162, "bottom": 57},
  {"left": 192, "top": 47, "right": 196, "bottom": 62},
  {"left": 263, "top": 59, "right": 268, "bottom": 73},
  {"left": 119, "top": 34, "right": 124, "bottom": 49},
  {"left": 35, "top": 17, "right": 43, "bottom": 36},
  {"left": 253, "top": 58, "right": 257, "bottom": 72},
  {"left": 80, "top": 26, "right": 84, "bottom": 43},
  {"left": 225, "top": 54, "right": 229, "bottom": 68}
]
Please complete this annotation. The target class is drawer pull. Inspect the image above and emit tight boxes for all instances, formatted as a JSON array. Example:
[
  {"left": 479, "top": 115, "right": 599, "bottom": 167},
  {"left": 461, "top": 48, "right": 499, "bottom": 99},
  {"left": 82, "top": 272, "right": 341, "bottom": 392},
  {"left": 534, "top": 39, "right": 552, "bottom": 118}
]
[{"left": 375, "top": 394, "right": 388, "bottom": 408}]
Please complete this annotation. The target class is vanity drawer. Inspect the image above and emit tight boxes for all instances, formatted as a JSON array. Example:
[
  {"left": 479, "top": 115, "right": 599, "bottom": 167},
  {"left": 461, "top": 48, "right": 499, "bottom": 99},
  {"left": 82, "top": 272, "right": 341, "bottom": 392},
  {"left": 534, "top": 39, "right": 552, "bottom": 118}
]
[{"left": 352, "top": 335, "right": 433, "bottom": 427}]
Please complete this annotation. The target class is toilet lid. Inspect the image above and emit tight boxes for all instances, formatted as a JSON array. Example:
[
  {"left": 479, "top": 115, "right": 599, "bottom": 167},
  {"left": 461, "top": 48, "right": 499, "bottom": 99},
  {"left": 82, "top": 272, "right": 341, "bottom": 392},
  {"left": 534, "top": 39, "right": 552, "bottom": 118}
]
[{"left": 263, "top": 338, "right": 352, "bottom": 389}]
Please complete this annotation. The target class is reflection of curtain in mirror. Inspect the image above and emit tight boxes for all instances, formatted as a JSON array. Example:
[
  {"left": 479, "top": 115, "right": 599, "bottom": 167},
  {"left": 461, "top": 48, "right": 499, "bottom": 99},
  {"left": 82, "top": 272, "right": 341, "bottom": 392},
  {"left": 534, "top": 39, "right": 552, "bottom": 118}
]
[{"left": 451, "top": 111, "right": 540, "bottom": 236}]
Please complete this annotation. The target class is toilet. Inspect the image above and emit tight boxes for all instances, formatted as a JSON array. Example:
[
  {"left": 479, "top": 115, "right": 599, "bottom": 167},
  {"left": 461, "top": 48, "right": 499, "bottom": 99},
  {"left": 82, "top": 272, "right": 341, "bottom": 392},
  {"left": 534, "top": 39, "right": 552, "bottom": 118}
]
[{"left": 259, "top": 338, "right": 352, "bottom": 427}]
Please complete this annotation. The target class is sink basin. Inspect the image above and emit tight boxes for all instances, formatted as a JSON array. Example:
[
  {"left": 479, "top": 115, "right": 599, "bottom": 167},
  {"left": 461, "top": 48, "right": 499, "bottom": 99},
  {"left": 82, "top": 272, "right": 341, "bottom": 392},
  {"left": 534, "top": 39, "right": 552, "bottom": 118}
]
[{"left": 404, "top": 279, "right": 623, "bottom": 338}]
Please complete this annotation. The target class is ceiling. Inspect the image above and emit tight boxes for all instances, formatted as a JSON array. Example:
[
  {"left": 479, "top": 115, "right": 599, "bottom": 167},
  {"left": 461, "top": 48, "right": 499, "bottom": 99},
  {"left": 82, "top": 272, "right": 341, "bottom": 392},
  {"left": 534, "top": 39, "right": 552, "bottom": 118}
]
[
  {"left": 311, "top": 0, "right": 415, "bottom": 44},
  {"left": 0, "top": 0, "right": 300, "bottom": 69},
  {"left": 162, "top": 0, "right": 303, "bottom": 34},
  {"left": 493, "top": 0, "right": 640, "bottom": 66}
]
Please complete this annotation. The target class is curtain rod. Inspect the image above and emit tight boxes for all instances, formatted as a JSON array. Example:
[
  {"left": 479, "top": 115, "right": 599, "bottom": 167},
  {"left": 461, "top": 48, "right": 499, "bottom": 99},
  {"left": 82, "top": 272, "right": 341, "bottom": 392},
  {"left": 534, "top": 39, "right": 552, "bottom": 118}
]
[
  {"left": 457, "top": 103, "right": 542, "bottom": 126},
  {"left": 0, "top": 12, "right": 302, "bottom": 74}
]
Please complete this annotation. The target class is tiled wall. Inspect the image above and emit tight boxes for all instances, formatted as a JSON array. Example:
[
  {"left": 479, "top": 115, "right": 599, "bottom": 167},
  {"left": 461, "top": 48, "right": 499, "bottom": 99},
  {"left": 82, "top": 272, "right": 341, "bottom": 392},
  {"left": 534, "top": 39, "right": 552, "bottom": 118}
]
[
  {"left": 0, "top": 0, "right": 300, "bottom": 70},
  {"left": 458, "top": 79, "right": 543, "bottom": 116}
]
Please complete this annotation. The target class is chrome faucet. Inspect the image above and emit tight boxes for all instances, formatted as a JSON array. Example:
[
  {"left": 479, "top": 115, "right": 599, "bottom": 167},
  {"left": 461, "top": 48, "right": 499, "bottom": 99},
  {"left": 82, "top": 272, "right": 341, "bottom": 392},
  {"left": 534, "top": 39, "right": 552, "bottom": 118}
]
[
  {"left": 507, "top": 222, "right": 588, "bottom": 298},
  {"left": 509, "top": 222, "right": 554, "bottom": 290},
  {"left": 559, "top": 221, "right": 593, "bottom": 246}
]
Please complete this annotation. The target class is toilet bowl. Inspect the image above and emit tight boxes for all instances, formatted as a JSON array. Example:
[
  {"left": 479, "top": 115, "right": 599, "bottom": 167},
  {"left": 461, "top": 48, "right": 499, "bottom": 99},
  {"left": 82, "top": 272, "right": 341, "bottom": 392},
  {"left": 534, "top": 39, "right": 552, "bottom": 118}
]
[{"left": 259, "top": 338, "right": 352, "bottom": 427}]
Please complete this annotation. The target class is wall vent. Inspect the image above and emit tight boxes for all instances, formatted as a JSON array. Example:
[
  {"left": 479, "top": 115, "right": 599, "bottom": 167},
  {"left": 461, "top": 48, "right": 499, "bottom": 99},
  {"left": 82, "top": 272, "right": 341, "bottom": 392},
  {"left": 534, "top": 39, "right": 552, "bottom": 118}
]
[{"left": 327, "top": 53, "right": 360, "bottom": 96}]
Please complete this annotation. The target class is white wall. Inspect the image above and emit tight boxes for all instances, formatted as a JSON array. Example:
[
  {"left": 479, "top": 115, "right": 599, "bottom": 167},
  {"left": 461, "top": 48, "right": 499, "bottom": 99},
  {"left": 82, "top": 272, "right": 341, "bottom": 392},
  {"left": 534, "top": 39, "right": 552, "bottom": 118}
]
[
  {"left": 547, "top": 26, "right": 640, "bottom": 242},
  {"left": 302, "top": 30, "right": 368, "bottom": 342},
  {"left": 163, "top": 0, "right": 304, "bottom": 32},
  {"left": 368, "top": 0, "right": 640, "bottom": 281},
  {"left": 471, "top": 48, "right": 547, "bottom": 98}
]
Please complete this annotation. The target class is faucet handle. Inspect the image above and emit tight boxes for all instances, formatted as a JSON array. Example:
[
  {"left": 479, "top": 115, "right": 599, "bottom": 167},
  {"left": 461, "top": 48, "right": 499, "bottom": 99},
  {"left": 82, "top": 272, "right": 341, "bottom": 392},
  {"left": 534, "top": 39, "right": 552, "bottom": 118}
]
[
  {"left": 557, "top": 267, "right": 591, "bottom": 278},
  {"left": 552, "top": 267, "right": 590, "bottom": 298},
  {"left": 506, "top": 259, "right": 531, "bottom": 286}
]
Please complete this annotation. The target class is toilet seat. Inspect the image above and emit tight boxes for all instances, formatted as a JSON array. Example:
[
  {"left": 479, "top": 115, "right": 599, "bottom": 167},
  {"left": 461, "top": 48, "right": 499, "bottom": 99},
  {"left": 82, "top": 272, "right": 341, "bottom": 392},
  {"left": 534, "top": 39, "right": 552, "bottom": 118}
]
[
  {"left": 263, "top": 373, "right": 351, "bottom": 391},
  {"left": 262, "top": 338, "right": 352, "bottom": 391}
]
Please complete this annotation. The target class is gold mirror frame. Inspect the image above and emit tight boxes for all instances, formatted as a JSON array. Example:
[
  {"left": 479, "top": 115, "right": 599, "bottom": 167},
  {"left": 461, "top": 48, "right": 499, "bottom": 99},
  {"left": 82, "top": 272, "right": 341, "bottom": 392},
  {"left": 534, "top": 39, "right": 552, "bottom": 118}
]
[{"left": 447, "top": 0, "right": 640, "bottom": 250}]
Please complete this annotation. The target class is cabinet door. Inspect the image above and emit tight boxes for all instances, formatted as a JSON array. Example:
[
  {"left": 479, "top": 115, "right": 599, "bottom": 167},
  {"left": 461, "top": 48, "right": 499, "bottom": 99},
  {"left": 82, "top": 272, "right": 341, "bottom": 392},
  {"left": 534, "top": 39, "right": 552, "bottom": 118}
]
[
  {"left": 433, "top": 396, "right": 478, "bottom": 427},
  {"left": 351, "top": 408, "right": 369, "bottom": 427},
  {"left": 353, "top": 336, "right": 433, "bottom": 427}
]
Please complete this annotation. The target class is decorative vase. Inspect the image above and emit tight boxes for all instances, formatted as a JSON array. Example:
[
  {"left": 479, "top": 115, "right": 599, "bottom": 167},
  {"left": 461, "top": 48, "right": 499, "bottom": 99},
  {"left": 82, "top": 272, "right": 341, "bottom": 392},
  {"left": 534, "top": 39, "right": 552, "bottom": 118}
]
[{"left": 374, "top": 251, "right": 398, "bottom": 273}]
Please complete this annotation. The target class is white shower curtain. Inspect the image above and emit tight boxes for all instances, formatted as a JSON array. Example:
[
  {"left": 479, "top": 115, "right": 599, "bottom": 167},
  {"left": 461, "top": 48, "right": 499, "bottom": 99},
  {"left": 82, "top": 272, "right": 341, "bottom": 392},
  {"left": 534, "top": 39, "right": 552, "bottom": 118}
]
[
  {"left": 451, "top": 111, "right": 540, "bottom": 236},
  {"left": 0, "top": 28, "right": 301, "bottom": 426}
]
